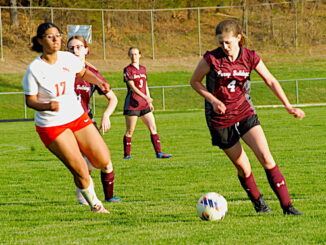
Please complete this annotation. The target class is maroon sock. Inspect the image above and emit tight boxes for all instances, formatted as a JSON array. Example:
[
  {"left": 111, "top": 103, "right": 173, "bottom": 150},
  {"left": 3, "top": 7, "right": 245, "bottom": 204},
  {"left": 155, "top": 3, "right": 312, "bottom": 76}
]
[
  {"left": 150, "top": 134, "right": 162, "bottom": 154},
  {"left": 101, "top": 171, "right": 115, "bottom": 200},
  {"left": 238, "top": 173, "right": 261, "bottom": 201},
  {"left": 123, "top": 136, "right": 132, "bottom": 157},
  {"left": 265, "top": 165, "right": 292, "bottom": 208}
]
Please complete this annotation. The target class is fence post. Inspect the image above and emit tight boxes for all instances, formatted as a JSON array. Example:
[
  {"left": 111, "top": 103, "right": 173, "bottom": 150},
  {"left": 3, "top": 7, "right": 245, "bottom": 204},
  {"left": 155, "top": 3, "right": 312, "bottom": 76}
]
[
  {"left": 197, "top": 8, "right": 201, "bottom": 57},
  {"left": 162, "top": 87, "right": 165, "bottom": 111},
  {"left": 102, "top": 10, "right": 106, "bottom": 60},
  {"left": 295, "top": 79, "right": 299, "bottom": 104},
  {"left": 0, "top": 8, "right": 3, "bottom": 61},
  {"left": 150, "top": 10, "right": 155, "bottom": 60},
  {"left": 92, "top": 94, "right": 96, "bottom": 116},
  {"left": 50, "top": 8, "right": 53, "bottom": 23},
  {"left": 294, "top": 1, "right": 298, "bottom": 49}
]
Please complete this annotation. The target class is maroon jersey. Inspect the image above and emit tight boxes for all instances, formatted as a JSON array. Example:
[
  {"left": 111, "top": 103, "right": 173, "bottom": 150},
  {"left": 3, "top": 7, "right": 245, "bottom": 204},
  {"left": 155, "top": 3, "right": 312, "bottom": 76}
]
[
  {"left": 123, "top": 64, "right": 150, "bottom": 111},
  {"left": 74, "top": 65, "right": 106, "bottom": 119},
  {"left": 204, "top": 47, "right": 260, "bottom": 129}
]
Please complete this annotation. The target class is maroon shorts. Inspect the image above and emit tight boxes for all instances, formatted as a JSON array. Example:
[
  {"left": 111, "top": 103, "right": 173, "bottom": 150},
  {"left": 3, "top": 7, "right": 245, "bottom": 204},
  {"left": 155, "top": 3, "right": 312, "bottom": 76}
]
[{"left": 36, "top": 112, "right": 93, "bottom": 147}]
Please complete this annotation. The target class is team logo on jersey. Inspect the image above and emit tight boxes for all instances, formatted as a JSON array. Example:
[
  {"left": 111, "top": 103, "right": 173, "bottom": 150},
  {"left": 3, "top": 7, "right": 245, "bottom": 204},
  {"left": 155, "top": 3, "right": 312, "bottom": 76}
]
[
  {"left": 76, "top": 84, "right": 90, "bottom": 92},
  {"left": 62, "top": 67, "right": 70, "bottom": 72}
]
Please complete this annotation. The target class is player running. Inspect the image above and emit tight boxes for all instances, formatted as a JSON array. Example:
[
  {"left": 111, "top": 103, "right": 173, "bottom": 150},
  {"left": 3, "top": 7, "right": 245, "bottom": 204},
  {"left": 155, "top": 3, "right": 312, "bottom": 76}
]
[
  {"left": 190, "top": 19, "right": 305, "bottom": 215},
  {"left": 123, "top": 47, "right": 172, "bottom": 159},
  {"left": 67, "top": 35, "right": 121, "bottom": 204},
  {"left": 22, "top": 22, "right": 112, "bottom": 213}
]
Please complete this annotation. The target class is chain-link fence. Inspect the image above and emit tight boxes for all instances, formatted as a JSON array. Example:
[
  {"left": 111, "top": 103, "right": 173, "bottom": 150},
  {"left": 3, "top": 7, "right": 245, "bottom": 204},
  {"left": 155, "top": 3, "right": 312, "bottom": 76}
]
[
  {"left": 1, "top": 77, "right": 325, "bottom": 121},
  {"left": 0, "top": 0, "right": 325, "bottom": 60}
]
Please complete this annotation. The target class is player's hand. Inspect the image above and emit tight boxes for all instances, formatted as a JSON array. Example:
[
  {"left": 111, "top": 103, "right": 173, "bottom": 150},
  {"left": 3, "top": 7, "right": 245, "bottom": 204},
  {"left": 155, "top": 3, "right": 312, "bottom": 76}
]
[
  {"left": 286, "top": 107, "right": 305, "bottom": 120},
  {"left": 146, "top": 96, "right": 153, "bottom": 104},
  {"left": 149, "top": 103, "right": 154, "bottom": 112},
  {"left": 99, "top": 116, "right": 111, "bottom": 134},
  {"left": 49, "top": 101, "right": 59, "bottom": 112},
  {"left": 212, "top": 100, "right": 226, "bottom": 115}
]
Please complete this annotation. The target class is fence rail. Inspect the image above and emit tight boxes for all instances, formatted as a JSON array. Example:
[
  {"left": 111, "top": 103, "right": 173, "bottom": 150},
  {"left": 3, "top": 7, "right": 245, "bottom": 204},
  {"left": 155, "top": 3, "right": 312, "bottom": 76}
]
[{"left": 0, "top": 77, "right": 325, "bottom": 121}]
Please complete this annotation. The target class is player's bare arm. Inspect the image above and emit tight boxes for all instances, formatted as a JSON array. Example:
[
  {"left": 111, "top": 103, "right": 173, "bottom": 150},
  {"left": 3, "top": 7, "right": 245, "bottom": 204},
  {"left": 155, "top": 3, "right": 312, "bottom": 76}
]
[
  {"left": 190, "top": 58, "right": 226, "bottom": 114},
  {"left": 255, "top": 60, "right": 305, "bottom": 120},
  {"left": 127, "top": 80, "right": 153, "bottom": 104},
  {"left": 100, "top": 90, "right": 118, "bottom": 133},
  {"left": 77, "top": 68, "right": 110, "bottom": 93},
  {"left": 25, "top": 94, "right": 59, "bottom": 112}
]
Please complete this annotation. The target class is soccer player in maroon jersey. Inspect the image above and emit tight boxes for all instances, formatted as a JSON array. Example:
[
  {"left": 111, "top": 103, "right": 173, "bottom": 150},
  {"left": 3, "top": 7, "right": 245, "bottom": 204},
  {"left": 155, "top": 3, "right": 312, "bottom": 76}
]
[
  {"left": 190, "top": 19, "right": 305, "bottom": 215},
  {"left": 67, "top": 36, "right": 121, "bottom": 203},
  {"left": 122, "top": 47, "right": 172, "bottom": 159}
]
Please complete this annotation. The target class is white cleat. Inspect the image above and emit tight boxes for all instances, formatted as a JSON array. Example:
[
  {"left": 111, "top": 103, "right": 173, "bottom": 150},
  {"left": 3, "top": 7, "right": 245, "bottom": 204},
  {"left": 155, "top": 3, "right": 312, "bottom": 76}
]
[{"left": 91, "top": 204, "right": 110, "bottom": 214}]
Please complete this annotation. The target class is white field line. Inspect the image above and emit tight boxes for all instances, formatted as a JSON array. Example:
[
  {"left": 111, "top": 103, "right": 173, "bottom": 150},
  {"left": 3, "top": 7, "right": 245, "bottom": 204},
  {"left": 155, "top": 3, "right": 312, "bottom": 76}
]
[{"left": 0, "top": 144, "right": 28, "bottom": 154}]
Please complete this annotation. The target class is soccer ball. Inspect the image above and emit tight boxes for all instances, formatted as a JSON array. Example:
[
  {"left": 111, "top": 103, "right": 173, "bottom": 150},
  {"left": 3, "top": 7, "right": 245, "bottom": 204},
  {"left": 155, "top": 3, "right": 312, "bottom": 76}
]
[{"left": 196, "top": 192, "right": 228, "bottom": 221}]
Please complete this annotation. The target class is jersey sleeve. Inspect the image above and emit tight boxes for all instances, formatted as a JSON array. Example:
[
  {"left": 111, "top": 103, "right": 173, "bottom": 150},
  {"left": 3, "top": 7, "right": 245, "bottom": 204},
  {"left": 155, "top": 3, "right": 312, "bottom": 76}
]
[
  {"left": 22, "top": 66, "right": 38, "bottom": 95},
  {"left": 65, "top": 52, "right": 84, "bottom": 74},
  {"left": 250, "top": 50, "right": 261, "bottom": 70},
  {"left": 203, "top": 51, "right": 212, "bottom": 66},
  {"left": 123, "top": 67, "right": 133, "bottom": 83}
]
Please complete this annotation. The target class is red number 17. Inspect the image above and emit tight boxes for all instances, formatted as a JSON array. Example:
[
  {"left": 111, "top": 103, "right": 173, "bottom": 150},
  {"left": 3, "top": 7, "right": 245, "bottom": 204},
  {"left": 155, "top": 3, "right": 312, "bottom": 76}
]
[{"left": 55, "top": 81, "right": 66, "bottom": 96}]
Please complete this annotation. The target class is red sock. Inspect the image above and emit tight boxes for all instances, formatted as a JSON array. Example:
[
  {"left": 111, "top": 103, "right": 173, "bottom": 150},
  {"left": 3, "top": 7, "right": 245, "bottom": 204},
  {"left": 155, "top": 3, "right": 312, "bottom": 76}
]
[
  {"left": 265, "top": 165, "right": 292, "bottom": 207},
  {"left": 238, "top": 173, "right": 261, "bottom": 201},
  {"left": 123, "top": 136, "right": 132, "bottom": 157},
  {"left": 150, "top": 134, "right": 161, "bottom": 154},
  {"left": 101, "top": 171, "right": 115, "bottom": 200}
]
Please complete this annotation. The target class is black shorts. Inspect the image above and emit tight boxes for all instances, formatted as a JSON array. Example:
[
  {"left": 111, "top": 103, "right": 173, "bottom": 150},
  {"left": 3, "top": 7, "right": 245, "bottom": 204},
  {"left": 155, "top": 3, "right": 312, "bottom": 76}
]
[
  {"left": 209, "top": 114, "right": 260, "bottom": 150},
  {"left": 123, "top": 108, "right": 151, "bottom": 117}
]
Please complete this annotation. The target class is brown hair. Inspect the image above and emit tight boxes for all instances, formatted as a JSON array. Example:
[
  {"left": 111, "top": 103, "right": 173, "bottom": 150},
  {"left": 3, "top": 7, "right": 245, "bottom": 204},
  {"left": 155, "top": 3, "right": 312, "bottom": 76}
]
[
  {"left": 31, "top": 22, "right": 62, "bottom": 53},
  {"left": 215, "top": 19, "right": 246, "bottom": 46},
  {"left": 67, "top": 35, "right": 90, "bottom": 55},
  {"left": 128, "top": 46, "right": 141, "bottom": 56}
]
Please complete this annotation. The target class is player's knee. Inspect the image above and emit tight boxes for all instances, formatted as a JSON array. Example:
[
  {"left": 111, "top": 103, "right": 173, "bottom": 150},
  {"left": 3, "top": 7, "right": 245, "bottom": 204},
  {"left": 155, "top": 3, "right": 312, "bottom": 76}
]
[{"left": 101, "top": 160, "right": 113, "bottom": 173}]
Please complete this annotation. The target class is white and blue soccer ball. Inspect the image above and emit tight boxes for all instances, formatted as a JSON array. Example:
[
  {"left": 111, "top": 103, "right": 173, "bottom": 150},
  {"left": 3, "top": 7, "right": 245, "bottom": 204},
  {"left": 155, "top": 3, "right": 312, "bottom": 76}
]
[{"left": 196, "top": 192, "right": 228, "bottom": 221}]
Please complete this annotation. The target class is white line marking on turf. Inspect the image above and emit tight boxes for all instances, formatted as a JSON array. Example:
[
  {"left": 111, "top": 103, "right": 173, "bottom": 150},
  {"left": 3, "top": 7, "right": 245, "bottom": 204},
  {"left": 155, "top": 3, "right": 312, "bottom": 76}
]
[{"left": 0, "top": 144, "right": 29, "bottom": 154}]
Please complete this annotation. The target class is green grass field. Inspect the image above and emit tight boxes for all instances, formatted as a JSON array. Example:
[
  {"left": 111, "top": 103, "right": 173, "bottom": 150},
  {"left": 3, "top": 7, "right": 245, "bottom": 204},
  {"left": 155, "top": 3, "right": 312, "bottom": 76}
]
[{"left": 0, "top": 107, "right": 325, "bottom": 244}]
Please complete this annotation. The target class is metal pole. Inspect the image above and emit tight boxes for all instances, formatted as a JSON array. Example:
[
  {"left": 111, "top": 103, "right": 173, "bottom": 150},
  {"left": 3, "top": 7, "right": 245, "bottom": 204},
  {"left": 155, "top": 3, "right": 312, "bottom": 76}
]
[
  {"left": 24, "top": 97, "right": 27, "bottom": 119},
  {"left": 197, "top": 8, "right": 201, "bottom": 57},
  {"left": 295, "top": 80, "right": 299, "bottom": 104},
  {"left": 102, "top": 10, "right": 106, "bottom": 60},
  {"left": 295, "top": 2, "right": 298, "bottom": 49},
  {"left": 93, "top": 94, "right": 96, "bottom": 116},
  {"left": 0, "top": 8, "right": 3, "bottom": 61},
  {"left": 150, "top": 10, "right": 155, "bottom": 60},
  {"left": 162, "top": 87, "right": 165, "bottom": 111},
  {"left": 51, "top": 8, "right": 53, "bottom": 23}
]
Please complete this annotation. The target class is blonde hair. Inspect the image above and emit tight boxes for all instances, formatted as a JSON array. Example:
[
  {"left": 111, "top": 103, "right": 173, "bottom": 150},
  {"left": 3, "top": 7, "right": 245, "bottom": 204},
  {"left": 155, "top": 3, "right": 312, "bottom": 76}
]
[{"left": 215, "top": 19, "right": 246, "bottom": 46}]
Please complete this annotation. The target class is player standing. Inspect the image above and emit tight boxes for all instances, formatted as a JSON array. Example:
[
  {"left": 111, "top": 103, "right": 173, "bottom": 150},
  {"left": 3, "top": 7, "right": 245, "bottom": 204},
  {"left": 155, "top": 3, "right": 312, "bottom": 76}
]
[
  {"left": 123, "top": 47, "right": 172, "bottom": 159},
  {"left": 190, "top": 19, "right": 305, "bottom": 215},
  {"left": 67, "top": 36, "right": 121, "bottom": 204},
  {"left": 22, "top": 22, "right": 112, "bottom": 213}
]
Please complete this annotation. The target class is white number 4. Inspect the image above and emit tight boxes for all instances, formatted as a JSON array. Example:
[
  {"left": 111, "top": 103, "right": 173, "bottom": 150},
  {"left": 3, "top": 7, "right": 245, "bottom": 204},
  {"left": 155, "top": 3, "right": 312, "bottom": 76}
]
[{"left": 227, "top": 80, "right": 236, "bottom": 92}]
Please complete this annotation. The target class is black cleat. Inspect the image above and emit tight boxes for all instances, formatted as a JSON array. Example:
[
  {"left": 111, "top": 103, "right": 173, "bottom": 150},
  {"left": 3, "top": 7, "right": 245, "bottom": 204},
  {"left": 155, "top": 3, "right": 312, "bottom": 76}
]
[
  {"left": 283, "top": 204, "right": 303, "bottom": 215},
  {"left": 251, "top": 195, "right": 271, "bottom": 213}
]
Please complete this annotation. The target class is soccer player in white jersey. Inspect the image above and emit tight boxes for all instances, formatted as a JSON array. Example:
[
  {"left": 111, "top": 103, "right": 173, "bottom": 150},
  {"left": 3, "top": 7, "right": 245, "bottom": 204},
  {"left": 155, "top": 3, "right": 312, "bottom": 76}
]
[{"left": 22, "top": 22, "right": 113, "bottom": 214}]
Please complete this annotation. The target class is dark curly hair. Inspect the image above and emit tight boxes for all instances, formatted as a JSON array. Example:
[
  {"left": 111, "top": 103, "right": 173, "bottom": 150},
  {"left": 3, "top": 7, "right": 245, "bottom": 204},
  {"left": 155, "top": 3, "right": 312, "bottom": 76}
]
[{"left": 31, "top": 22, "right": 62, "bottom": 53}]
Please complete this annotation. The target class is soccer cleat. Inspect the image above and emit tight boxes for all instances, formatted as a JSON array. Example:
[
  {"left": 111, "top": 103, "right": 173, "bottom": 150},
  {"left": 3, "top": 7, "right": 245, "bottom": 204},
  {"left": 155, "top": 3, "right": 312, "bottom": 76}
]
[
  {"left": 123, "top": 155, "right": 132, "bottom": 159},
  {"left": 283, "top": 204, "right": 303, "bottom": 215},
  {"left": 91, "top": 204, "right": 110, "bottom": 214},
  {"left": 105, "top": 195, "right": 122, "bottom": 203},
  {"left": 156, "top": 152, "right": 172, "bottom": 159},
  {"left": 251, "top": 195, "right": 271, "bottom": 213}
]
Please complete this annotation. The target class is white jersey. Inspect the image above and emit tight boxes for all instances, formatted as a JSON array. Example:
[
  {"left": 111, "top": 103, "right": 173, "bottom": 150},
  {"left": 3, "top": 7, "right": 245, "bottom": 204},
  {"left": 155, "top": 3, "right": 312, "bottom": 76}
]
[{"left": 22, "top": 51, "right": 84, "bottom": 127}]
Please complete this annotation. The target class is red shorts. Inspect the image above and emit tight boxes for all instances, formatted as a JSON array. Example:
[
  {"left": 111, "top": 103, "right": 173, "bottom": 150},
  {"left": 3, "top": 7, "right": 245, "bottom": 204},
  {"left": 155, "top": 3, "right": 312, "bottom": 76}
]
[{"left": 36, "top": 112, "right": 93, "bottom": 147}]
